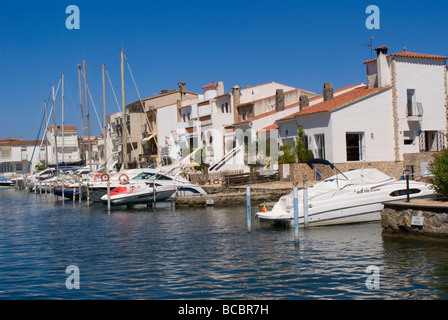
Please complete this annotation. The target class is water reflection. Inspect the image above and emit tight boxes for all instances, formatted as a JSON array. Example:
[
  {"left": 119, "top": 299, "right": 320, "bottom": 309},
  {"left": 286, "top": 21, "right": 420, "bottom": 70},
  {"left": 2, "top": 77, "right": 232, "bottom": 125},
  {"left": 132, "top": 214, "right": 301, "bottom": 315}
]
[{"left": 1, "top": 189, "right": 448, "bottom": 299}]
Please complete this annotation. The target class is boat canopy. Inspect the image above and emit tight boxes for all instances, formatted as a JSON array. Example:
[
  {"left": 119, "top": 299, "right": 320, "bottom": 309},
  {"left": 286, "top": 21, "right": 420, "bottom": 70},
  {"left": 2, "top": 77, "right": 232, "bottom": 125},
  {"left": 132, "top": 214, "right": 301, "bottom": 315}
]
[{"left": 307, "top": 159, "right": 335, "bottom": 170}]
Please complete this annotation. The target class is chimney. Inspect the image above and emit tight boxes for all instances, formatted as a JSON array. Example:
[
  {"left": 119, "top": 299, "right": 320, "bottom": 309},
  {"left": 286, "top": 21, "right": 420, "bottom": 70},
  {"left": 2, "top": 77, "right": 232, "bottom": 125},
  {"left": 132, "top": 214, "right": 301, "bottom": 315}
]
[
  {"left": 299, "top": 95, "right": 309, "bottom": 111},
  {"left": 323, "top": 83, "right": 334, "bottom": 101},
  {"left": 178, "top": 81, "right": 187, "bottom": 101},
  {"left": 161, "top": 89, "right": 169, "bottom": 94},
  {"left": 375, "top": 45, "right": 391, "bottom": 87},
  {"left": 176, "top": 100, "right": 182, "bottom": 122},
  {"left": 178, "top": 82, "right": 186, "bottom": 92},
  {"left": 275, "top": 89, "right": 285, "bottom": 112},
  {"left": 232, "top": 85, "right": 241, "bottom": 124},
  {"left": 217, "top": 81, "right": 224, "bottom": 96}
]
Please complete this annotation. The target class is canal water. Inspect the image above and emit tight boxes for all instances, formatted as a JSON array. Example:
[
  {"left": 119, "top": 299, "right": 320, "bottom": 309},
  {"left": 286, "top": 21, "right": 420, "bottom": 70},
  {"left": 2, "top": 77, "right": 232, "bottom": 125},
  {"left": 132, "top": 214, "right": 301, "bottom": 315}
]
[{"left": 1, "top": 188, "right": 448, "bottom": 300}]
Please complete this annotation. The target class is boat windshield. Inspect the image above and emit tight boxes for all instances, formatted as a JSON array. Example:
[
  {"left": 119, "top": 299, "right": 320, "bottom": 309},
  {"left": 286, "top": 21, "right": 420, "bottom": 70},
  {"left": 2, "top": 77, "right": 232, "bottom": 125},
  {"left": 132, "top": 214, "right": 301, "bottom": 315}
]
[
  {"left": 132, "top": 172, "right": 173, "bottom": 181},
  {"left": 132, "top": 172, "right": 156, "bottom": 180}
]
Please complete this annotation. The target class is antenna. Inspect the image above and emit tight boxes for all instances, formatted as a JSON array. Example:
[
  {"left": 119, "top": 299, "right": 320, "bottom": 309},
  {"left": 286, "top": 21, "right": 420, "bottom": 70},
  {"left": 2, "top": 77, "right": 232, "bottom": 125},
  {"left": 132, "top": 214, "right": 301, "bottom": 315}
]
[{"left": 361, "top": 36, "right": 374, "bottom": 59}]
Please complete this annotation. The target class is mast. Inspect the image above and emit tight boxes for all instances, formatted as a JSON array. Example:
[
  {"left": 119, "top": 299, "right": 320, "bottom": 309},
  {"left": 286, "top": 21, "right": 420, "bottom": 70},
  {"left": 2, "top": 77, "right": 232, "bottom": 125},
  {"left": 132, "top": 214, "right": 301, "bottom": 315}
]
[
  {"left": 83, "top": 60, "right": 92, "bottom": 172},
  {"left": 44, "top": 100, "right": 48, "bottom": 165},
  {"left": 102, "top": 64, "right": 108, "bottom": 174},
  {"left": 52, "top": 85, "right": 59, "bottom": 176},
  {"left": 121, "top": 50, "right": 128, "bottom": 170},
  {"left": 77, "top": 65, "right": 86, "bottom": 163},
  {"left": 61, "top": 73, "right": 65, "bottom": 166}
]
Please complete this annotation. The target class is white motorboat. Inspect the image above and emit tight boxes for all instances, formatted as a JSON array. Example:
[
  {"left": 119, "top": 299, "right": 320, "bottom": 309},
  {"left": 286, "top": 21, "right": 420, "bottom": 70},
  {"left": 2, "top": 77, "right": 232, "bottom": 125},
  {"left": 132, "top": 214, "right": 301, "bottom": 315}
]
[
  {"left": 88, "top": 171, "right": 206, "bottom": 202},
  {"left": 256, "top": 163, "right": 434, "bottom": 227},
  {"left": 100, "top": 184, "right": 177, "bottom": 206},
  {"left": 0, "top": 177, "right": 14, "bottom": 189}
]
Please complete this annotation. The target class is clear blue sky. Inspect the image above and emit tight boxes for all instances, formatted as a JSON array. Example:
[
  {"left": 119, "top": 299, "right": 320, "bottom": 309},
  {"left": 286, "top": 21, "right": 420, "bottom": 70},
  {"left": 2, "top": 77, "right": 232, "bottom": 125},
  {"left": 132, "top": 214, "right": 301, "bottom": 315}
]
[{"left": 1, "top": 0, "right": 447, "bottom": 140}]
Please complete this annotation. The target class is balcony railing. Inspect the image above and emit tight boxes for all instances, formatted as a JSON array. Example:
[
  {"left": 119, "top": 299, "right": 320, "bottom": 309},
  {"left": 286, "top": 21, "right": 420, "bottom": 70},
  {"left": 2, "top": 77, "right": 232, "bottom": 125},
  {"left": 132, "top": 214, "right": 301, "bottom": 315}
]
[{"left": 407, "top": 102, "right": 423, "bottom": 121}]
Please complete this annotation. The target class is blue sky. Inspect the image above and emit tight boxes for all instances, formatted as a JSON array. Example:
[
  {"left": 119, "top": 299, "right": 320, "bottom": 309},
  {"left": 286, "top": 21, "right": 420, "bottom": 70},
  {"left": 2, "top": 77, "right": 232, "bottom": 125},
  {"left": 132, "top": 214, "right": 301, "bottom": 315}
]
[{"left": 1, "top": 0, "right": 447, "bottom": 140}]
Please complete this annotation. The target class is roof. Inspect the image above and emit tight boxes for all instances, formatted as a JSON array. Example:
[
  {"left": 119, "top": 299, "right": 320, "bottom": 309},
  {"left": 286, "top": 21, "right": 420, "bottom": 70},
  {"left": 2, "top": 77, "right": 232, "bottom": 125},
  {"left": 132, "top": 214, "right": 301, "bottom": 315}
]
[
  {"left": 276, "top": 85, "right": 390, "bottom": 121},
  {"left": 234, "top": 102, "right": 300, "bottom": 126},
  {"left": 390, "top": 51, "right": 448, "bottom": 60},
  {"left": 48, "top": 125, "right": 77, "bottom": 132},
  {"left": 237, "top": 89, "right": 300, "bottom": 108},
  {"left": 257, "top": 123, "right": 278, "bottom": 133},
  {"left": 364, "top": 48, "right": 448, "bottom": 64},
  {"left": 202, "top": 81, "right": 218, "bottom": 90},
  {"left": 0, "top": 139, "right": 45, "bottom": 147}
]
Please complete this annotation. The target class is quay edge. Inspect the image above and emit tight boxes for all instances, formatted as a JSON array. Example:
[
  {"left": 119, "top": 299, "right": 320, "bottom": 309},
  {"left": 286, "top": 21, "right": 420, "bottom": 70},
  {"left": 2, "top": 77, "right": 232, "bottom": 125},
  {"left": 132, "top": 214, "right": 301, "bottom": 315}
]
[
  {"left": 174, "top": 188, "right": 290, "bottom": 208},
  {"left": 381, "top": 198, "right": 448, "bottom": 240}
]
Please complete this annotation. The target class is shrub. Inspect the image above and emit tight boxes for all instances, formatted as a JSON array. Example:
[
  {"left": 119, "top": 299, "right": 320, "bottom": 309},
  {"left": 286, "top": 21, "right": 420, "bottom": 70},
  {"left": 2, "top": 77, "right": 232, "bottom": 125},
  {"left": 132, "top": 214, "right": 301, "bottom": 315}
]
[{"left": 429, "top": 149, "right": 448, "bottom": 198}]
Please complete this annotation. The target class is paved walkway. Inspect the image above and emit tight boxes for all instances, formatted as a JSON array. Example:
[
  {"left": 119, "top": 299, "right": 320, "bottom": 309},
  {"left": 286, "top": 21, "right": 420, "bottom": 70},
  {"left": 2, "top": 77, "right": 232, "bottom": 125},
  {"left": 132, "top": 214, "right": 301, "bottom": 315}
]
[{"left": 386, "top": 197, "right": 448, "bottom": 209}]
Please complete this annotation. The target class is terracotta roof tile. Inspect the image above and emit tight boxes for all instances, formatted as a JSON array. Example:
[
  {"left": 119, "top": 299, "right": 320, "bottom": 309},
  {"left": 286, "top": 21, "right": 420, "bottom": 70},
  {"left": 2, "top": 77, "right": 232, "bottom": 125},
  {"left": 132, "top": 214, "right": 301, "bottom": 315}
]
[
  {"left": 202, "top": 81, "right": 218, "bottom": 90},
  {"left": 390, "top": 51, "right": 448, "bottom": 60},
  {"left": 235, "top": 102, "right": 300, "bottom": 126},
  {"left": 364, "top": 49, "right": 448, "bottom": 64},
  {"left": 276, "top": 85, "right": 390, "bottom": 121},
  {"left": 258, "top": 124, "right": 278, "bottom": 133}
]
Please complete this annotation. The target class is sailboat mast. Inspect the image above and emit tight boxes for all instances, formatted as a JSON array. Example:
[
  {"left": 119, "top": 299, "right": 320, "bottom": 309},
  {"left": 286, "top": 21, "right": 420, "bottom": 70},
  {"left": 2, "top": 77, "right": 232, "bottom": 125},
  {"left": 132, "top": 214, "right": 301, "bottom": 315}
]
[
  {"left": 102, "top": 64, "right": 108, "bottom": 174},
  {"left": 61, "top": 73, "right": 65, "bottom": 166},
  {"left": 44, "top": 100, "right": 48, "bottom": 165},
  {"left": 77, "top": 65, "right": 86, "bottom": 163},
  {"left": 83, "top": 60, "right": 92, "bottom": 172},
  {"left": 121, "top": 50, "right": 128, "bottom": 170},
  {"left": 52, "top": 85, "right": 59, "bottom": 176}
]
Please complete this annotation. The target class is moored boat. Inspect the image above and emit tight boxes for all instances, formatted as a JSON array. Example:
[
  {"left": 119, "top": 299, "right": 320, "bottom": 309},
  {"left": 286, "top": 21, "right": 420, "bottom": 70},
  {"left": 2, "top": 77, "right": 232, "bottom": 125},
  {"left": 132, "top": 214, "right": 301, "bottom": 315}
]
[
  {"left": 0, "top": 177, "right": 14, "bottom": 189},
  {"left": 101, "top": 184, "right": 177, "bottom": 206},
  {"left": 256, "top": 160, "right": 434, "bottom": 227}
]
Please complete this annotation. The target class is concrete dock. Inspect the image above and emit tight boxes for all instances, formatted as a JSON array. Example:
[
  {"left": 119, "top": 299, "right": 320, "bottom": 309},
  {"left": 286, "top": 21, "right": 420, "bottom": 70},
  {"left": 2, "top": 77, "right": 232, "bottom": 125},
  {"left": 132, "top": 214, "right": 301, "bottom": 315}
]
[{"left": 175, "top": 181, "right": 295, "bottom": 207}]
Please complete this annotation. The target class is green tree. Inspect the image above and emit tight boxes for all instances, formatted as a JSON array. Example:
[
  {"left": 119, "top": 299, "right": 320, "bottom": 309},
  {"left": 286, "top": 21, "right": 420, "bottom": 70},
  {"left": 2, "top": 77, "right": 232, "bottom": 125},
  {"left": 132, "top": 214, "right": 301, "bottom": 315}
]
[
  {"left": 279, "top": 144, "right": 296, "bottom": 164},
  {"left": 295, "top": 126, "right": 314, "bottom": 163},
  {"left": 429, "top": 148, "right": 448, "bottom": 198}
]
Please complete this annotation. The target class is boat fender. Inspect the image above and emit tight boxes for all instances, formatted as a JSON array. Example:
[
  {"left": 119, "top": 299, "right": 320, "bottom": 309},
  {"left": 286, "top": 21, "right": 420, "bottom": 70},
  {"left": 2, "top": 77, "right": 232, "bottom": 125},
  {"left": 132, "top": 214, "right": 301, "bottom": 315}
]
[
  {"left": 262, "top": 205, "right": 268, "bottom": 213},
  {"left": 119, "top": 174, "right": 130, "bottom": 185},
  {"left": 94, "top": 174, "right": 103, "bottom": 181},
  {"left": 101, "top": 174, "right": 110, "bottom": 182}
]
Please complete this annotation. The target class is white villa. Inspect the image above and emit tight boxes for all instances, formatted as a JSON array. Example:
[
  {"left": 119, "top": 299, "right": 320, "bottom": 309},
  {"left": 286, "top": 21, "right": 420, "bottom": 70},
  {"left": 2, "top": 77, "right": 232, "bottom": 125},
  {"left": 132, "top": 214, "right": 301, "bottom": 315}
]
[
  {"left": 275, "top": 45, "right": 448, "bottom": 178},
  {"left": 46, "top": 125, "right": 81, "bottom": 165},
  {"left": 0, "top": 138, "right": 47, "bottom": 176}
]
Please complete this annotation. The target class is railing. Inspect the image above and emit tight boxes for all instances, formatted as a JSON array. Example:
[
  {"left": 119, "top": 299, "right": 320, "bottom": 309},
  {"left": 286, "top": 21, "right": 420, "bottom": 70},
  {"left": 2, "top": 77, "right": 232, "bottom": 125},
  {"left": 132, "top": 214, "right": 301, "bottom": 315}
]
[{"left": 407, "top": 102, "right": 423, "bottom": 119}]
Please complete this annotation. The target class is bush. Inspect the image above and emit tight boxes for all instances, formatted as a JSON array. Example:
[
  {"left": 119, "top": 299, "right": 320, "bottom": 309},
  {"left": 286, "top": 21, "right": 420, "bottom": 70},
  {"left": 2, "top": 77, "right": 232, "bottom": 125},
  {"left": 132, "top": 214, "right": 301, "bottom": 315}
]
[{"left": 429, "top": 149, "right": 448, "bottom": 198}]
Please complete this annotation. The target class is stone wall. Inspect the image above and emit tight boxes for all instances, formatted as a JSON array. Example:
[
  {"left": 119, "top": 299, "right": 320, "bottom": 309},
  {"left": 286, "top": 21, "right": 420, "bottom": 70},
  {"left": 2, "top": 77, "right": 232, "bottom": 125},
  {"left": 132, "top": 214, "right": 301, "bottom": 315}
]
[
  {"left": 403, "top": 152, "right": 439, "bottom": 181},
  {"left": 279, "top": 161, "right": 405, "bottom": 183},
  {"left": 382, "top": 201, "right": 448, "bottom": 239}
]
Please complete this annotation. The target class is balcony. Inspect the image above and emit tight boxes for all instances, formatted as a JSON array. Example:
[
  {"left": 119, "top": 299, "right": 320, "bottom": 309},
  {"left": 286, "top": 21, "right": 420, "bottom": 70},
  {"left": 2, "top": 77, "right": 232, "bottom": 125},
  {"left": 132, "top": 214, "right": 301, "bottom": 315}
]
[{"left": 407, "top": 102, "right": 423, "bottom": 122}]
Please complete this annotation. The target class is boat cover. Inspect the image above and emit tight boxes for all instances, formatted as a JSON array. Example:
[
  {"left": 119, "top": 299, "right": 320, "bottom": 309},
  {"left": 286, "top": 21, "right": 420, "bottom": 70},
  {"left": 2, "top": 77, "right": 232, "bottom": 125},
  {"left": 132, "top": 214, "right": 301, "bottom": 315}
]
[{"left": 294, "top": 169, "right": 395, "bottom": 200}]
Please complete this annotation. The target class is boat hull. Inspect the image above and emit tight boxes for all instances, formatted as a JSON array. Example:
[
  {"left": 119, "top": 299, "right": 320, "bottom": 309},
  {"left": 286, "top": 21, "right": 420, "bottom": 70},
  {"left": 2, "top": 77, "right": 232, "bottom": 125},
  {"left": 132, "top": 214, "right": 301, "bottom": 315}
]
[
  {"left": 256, "top": 180, "right": 435, "bottom": 227},
  {"left": 103, "top": 188, "right": 176, "bottom": 206}
]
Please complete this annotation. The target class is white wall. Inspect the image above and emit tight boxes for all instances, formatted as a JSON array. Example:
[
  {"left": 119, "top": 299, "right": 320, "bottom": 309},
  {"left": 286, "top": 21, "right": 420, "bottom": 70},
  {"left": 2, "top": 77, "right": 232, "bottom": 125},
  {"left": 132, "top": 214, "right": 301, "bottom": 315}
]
[
  {"left": 394, "top": 57, "right": 447, "bottom": 158},
  {"left": 330, "top": 88, "right": 394, "bottom": 163}
]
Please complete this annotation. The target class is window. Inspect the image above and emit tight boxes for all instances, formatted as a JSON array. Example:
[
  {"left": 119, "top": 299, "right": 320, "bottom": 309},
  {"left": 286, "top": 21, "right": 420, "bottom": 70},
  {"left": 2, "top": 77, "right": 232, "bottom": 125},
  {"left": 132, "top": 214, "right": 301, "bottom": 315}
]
[
  {"left": 221, "top": 103, "right": 229, "bottom": 113},
  {"left": 0, "top": 163, "right": 12, "bottom": 173},
  {"left": 315, "top": 134, "right": 325, "bottom": 159},
  {"left": 346, "top": 133, "right": 364, "bottom": 161},
  {"left": 404, "top": 131, "right": 415, "bottom": 145},
  {"left": 407, "top": 89, "right": 415, "bottom": 116}
]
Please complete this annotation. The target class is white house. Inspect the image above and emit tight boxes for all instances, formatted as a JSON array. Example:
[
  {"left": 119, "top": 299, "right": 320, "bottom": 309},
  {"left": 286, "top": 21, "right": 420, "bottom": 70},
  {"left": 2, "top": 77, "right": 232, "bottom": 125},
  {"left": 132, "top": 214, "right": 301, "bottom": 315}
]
[
  {"left": 46, "top": 125, "right": 81, "bottom": 165},
  {"left": 0, "top": 138, "right": 47, "bottom": 176},
  {"left": 275, "top": 45, "right": 448, "bottom": 176}
]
